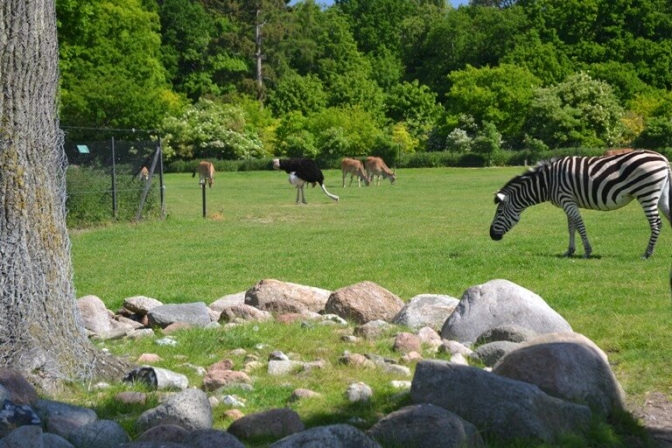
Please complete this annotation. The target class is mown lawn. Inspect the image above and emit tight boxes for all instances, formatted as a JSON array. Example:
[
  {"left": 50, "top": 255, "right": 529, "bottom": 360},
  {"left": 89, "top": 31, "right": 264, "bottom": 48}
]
[{"left": 70, "top": 166, "right": 672, "bottom": 436}]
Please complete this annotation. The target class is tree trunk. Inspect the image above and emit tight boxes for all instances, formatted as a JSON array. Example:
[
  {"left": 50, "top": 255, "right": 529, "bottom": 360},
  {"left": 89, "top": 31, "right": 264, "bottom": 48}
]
[{"left": 0, "top": 0, "right": 128, "bottom": 393}]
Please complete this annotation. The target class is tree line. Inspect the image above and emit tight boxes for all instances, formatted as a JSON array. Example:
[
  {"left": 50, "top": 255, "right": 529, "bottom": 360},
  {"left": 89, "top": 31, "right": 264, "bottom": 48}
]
[{"left": 57, "top": 0, "right": 672, "bottom": 164}]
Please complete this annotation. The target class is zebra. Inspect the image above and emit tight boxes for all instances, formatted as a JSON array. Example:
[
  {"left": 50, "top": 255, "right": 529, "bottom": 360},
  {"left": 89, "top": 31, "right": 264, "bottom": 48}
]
[{"left": 489, "top": 150, "right": 672, "bottom": 259}]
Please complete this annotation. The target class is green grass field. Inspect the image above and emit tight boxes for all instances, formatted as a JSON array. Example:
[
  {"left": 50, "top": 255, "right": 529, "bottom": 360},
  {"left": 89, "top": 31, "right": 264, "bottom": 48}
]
[{"left": 70, "top": 167, "right": 672, "bottom": 440}]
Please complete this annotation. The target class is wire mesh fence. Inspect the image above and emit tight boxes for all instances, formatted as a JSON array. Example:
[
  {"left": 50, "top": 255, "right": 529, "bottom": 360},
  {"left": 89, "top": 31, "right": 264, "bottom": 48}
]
[{"left": 62, "top": 127, "right": 165, "bottom": 227}]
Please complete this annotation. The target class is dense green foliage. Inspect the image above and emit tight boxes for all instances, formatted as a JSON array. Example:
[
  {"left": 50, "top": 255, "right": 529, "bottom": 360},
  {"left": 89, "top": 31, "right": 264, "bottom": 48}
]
[
  {"left": 69, "top": 168, "right": 672, "bottom": 445},
  {"left": 56, "top": 0, "right": 672, "bottom": 161}
]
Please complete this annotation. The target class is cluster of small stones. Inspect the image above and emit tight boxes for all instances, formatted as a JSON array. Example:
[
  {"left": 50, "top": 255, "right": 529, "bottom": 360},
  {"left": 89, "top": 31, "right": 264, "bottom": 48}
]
[{"left": 0, "top": 279, "right": 628, "bottom": 447}]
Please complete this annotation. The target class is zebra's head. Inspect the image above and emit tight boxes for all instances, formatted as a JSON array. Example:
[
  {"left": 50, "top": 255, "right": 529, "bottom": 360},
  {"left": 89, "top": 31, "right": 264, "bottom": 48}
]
[
  {"left": 490, "top": 191, "right": 521, "bottom": 241},
  {"left": 489, "top": 162, "right": 549, "bottom": 242}
]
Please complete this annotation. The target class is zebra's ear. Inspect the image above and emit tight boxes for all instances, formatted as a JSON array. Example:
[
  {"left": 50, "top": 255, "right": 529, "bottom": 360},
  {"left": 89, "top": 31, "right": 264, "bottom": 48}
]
[{"left": 495, "top": 193, "right": 507, "bottom": 204}]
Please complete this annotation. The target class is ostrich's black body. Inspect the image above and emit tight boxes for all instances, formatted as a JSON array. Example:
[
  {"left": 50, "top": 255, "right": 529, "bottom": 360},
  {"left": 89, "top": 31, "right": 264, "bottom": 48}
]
[
  {"left": 276, "top": 158, "right": 325, "bottom": 185},
  {"left": 273, "top": 158, "right": 339, "bottom": 204}
]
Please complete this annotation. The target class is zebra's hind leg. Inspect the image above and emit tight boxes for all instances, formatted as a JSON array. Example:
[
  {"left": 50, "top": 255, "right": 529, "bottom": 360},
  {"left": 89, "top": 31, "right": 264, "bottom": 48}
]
[{"left": 643, "top": 215, "right": 662, "bottom": 259}]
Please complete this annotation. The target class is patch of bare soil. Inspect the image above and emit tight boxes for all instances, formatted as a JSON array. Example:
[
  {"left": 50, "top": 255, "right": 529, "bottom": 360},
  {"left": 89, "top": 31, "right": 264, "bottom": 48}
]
[{"left": 631, "top": 392, "right": 672, "bottom": 447}]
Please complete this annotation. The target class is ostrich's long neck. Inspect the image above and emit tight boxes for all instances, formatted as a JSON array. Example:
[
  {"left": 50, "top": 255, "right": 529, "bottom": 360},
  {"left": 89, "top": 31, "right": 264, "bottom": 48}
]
[{"left": 320, "top": 184, "right": 339, "bottom": 202}]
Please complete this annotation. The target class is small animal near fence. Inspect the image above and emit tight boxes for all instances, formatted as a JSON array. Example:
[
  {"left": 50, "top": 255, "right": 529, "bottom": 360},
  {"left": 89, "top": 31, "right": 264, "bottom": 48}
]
[{"left": 63, "top": 127, "right": 166, "bottom": 226}]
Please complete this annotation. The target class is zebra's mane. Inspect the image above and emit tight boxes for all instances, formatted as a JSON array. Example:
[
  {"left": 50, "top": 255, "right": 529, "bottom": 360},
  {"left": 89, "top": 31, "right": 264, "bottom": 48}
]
[{"left": 499, "top": 159, "right": 553, "bottom": 192}]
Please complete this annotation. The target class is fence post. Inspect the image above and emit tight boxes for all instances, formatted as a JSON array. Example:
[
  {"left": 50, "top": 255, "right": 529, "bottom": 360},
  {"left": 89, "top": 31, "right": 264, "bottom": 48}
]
[
  {"left": 201, "top": 180, "right": 207, "bottom": 218},
  {"left": 157, "top": 136, "right": 165, "bottom": 218},
  {"left": 111, "top": 136, "right": 118, "bottom": 219}
]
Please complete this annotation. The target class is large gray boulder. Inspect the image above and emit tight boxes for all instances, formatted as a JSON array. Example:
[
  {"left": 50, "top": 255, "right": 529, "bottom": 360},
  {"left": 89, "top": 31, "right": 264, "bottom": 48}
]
[
  {"left": 493, "top": 332, "right": 626, "bottom": 416},
  {"left": 227, "top": 408, "right": 304, "bottom": 441},
  {"left": 245, "top": 279, "right": 331, "bottom": 313},
  {"left": 441, "top": 279, "right": 572, "bottom": 344},
  {"left": 392, "top": 294, "right": 459, "bottom": 331},
  {"left": 269, "top": 424, "right": 381, "bottom": 448},
  {"left": 67, "top": 419, "right": 130, "bottom": 448},
  {"left": 410, "top": 360, "right": 591, "bottom": 443},
  {"left": 367, "top": 404, "right": 483, "bottom": 447},
  {"left": 147, "top": 302, "right": 211, "bottom": 328},
  {"left": 325, "top": 281, "right": 404, "bottom": 324}
]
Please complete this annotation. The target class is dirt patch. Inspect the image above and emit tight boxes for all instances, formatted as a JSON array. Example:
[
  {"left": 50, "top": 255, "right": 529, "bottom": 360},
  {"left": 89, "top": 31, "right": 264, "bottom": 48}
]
[{"left": 631, "top": 392, "right": 672, "bottom": 447}]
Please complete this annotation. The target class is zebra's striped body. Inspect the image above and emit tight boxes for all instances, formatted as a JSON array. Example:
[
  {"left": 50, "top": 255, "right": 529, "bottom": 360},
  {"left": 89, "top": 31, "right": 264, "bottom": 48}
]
[{"left": 490, "top": 150, "right": 672, "bottom": 258}]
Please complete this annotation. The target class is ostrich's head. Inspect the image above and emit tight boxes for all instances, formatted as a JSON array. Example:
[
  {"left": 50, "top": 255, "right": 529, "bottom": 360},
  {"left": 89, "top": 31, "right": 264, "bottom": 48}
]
[{"left": 272, "top": 158, "right": 281, "bottom": 170}]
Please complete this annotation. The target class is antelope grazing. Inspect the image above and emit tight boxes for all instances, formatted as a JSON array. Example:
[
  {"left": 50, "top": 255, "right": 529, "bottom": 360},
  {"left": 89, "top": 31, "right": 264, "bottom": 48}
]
[
  {"left": 138, "top": 166, "right": 149, "bottom": 181},
  {"left": 340, "top": 158, "right": 371, "bottom": 187},
  {"left": 603, "top": 148, "right": 634, "bottom": 157},
  {"left": 192, "top": 161, "right": 215, "bottom": 188},
  {"left": 365, "top": 156, "right": 396, "bottom": 185}
]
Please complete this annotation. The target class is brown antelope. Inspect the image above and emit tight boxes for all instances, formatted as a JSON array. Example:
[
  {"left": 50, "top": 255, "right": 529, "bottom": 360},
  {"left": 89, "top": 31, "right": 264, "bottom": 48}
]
[
  {"left": 340, "top": 158, "right": 371, "bottom": 187},
  {"left": 603, "top": 148, "right": 634, "bottom": 157},
  {"left": 138, "top": 166, "right": 149, "bottom": 181},
  {"left": 192, "top": 161, "right": 215, "bottom": 188},
  {"left": 365, "top": 156, "right": 396, "bottom": 185}
]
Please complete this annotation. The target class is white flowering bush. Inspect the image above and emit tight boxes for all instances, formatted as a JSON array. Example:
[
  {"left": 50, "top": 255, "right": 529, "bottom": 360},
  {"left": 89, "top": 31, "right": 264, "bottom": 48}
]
[{"left": 160, "top": 99, "right": 265, "bottom": 160}]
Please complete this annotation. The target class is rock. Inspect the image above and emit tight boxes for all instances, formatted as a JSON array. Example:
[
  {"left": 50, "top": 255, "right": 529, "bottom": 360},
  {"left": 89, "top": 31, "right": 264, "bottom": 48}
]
[
  {"left": 269, "top": 424, "right": 381, "bottom": 448},
  {"left": 439, "top": 340, "right": 474, "bottom": 357},
  {"left": 245, "top": 279, "right": 331, "bottom": 313},
  {"left": 0, "top": 400, "right": 41, "bottom": 438},
  {"left": 476, "top": 324, "right": 539, "bottom": 344},
  {"left": 227, "top": 408, "right": 304, "bottom": 441},
  {"left": 353, "top": 320, "right": 393, "bottom": 339},
  {"left": 326, "top": 282, "right": 404, "bottom": 325},
  {"left": 0, "top": 369, "right": 38, "bottom": 405},
  {"left": 202, "top": 370, "right": 252, "bottom": 391},
  {"left": 441, "top": 279, "right": 572, "bottom": 344},
  {"left": 77, "top": 295, "right": 113, "bottom": 334},
  {"left": 344, "top": 382, "right": 373, "bottom": 403},
  {"left": 135, "top": 424, "right": 189, "bottom": 443},
  {"left": 147, "top": 302, "right": 211, "bottom": 328},
  {"left": 187, "top": 429, "right": 245, "bottom": 448},
  {"left": 288, "top": 389, "right": 322, "bottom": 403},
  {"left": 209, "top": 292, "right": 246, "bottom": 312},
  {"left": 67, "top": 419, "right": 130, "bottom": 448},
  {"left": 392, "top": 294, "right": 459, "bottom": 331},
  {"left": 123, "top": 296, "right": 163, "bottom": 315},
  {"left": 472, "top": 340, "right": 521, "bottom": 366},
  {"left": 267, "top": 360, "right": 304, "bottom": 376},
  {"left": 114, "top": 392, "right": 147, "bottom": 406},
  {"left": 33, "top": 399, "right": 97, "bottom": 440},
  {"left": 136, "top": 389, "right": 212, "bottom": 433},
  {"left": 367, "top": 404, "right": 484, "bottom": 448},
  {"left": 416, "top": 327, "right": 442, "bottom": 349},
  {"left": 218, "top": 305, "right": 273, "bottom": 323},
  {"left": 0, "top": 425, "right": 46, "bottom": 448},
  {"left": 410, "top": 360, "right": 591, "bottom": 443},
  {"left": 493, "top": 332, "right": 626, "bottom": 416},
  {"left": 392, "top": 332, "right": 422, "bottom": 354}
]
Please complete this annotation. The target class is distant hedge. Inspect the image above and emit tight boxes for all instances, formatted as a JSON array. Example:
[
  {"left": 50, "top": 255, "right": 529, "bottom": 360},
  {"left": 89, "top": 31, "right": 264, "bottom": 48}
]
[{"left": 164, "top": 148, "right": 672, "bottom": 173}]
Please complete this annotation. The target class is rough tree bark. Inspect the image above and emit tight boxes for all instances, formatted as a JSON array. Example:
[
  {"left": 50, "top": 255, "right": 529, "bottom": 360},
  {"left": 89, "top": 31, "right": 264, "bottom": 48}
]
[{"left": 0, "top": 0, "right": 128, "bottom": 393}]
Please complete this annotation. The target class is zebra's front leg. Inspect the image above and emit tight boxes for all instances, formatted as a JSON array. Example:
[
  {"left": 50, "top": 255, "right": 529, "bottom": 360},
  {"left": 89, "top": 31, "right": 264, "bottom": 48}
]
[{"left": 564, "top": 207, "right": 592, "bottom": 258}]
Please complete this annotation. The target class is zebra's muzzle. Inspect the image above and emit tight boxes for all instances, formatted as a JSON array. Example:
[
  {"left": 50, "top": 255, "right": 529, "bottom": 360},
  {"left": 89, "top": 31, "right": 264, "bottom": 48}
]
[{"left": 490, "top": 227, "right": 503, "bottom": 241}]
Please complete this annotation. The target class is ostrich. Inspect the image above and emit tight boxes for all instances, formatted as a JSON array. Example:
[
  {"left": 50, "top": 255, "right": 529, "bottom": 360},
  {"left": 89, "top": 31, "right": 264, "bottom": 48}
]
[{"left": 273, "top": 158, "right": 339, "bottom": 204}]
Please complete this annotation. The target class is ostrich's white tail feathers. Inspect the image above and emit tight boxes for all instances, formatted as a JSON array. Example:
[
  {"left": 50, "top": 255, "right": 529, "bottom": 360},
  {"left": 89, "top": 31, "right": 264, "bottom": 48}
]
[{"left": 321, "top": 183, "right": 339, "bottom": 202}]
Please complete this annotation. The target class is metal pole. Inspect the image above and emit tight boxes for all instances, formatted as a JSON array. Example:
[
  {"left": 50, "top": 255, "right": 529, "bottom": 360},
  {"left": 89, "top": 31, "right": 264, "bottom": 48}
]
[
  {"left": 157, "top": 136, "right": 165, "bottom": 218},
  {"left": 111, "top": 136, "right": 118, "bottom": 219},
  {"left": 201, "top": 181, "right": 206, "bottom": 218}
]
